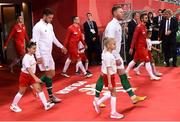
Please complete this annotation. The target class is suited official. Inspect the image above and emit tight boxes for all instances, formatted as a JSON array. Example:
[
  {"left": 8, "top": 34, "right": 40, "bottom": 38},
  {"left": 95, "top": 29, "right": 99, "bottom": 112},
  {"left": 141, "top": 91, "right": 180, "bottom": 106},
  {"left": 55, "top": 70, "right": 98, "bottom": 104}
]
[
  {"left": 83, "top": 13, "right": 101, "bottom": 65},
  {"left": 159, "top": 9, "right": 178, "bottom": 67},
  {"left": 152, "top": 9, "right": 164, "bottom": 40}
]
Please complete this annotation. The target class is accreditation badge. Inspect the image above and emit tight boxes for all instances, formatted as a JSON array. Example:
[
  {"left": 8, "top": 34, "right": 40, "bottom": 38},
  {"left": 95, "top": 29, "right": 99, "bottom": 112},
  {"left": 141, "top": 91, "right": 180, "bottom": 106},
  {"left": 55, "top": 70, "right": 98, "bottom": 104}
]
[{"left": 90, "top": 29, "right": 96, "bottom": 34}]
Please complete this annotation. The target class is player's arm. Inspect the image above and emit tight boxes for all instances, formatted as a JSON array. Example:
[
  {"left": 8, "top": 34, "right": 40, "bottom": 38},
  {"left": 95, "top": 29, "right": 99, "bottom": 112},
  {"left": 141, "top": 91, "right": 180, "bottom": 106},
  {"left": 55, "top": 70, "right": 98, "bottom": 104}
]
[
  {"left": 52, "top": 29, "right": 67, "bottom": 54},
  {"left": 64, "top": 27, "right": 71, "bottom": 49},
  {"left": 3, "top": 26, "right": 16, "bottom": 49},
  {"left": 24, "top": 27, "right": 29, "bottom": 42},
  {"left": 52, "top": 26, "right": 64, "bottom": 49},
  {"left": 32, "top": 26, "right": 43, "bottom": 64}
]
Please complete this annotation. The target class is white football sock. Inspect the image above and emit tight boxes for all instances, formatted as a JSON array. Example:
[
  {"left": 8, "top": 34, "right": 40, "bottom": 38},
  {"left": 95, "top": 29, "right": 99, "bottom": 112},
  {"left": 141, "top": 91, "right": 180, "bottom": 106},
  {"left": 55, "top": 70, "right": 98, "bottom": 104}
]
[
  {"left": 126, "top": 60, "right": 136, "bottom": 73},
  {"left": 97, "top": 92, "right": 111, "bottom": 105},
  {"left": 152, "top": 63, "right": 157, "bottom": 74},
  {"left": 12, "top": 92, "right": 23, "bottom": 105},
  {"left": 38, "top": 92, "right": 48, "bottom": 106},
  {"left": 85, "top": 62, "right": 89, "bottom": 71},
  {"left": 135, "top": 62, "right": 144, "bottom": 71},
  {"left": 62, "top": 58, "right": 71, "bottom": 73},
  {"left": 75, "top": 62, "right": 79, "bottom": 72},
  {"left": 76, "top": 61, "right": 86, "bottom": 75},
  {"left": 111, "top": 96, "right": 117, "bottom": 114},
  {"left": 145, "top": 62, "right": 155, "bottom": 78}
]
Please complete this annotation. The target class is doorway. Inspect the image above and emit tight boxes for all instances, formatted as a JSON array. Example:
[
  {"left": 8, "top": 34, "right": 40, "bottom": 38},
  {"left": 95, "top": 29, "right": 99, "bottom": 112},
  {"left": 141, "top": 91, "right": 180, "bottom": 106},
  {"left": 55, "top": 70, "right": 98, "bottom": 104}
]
[{"left": 0, "top": 2, "right": 32, "bottom": 64}]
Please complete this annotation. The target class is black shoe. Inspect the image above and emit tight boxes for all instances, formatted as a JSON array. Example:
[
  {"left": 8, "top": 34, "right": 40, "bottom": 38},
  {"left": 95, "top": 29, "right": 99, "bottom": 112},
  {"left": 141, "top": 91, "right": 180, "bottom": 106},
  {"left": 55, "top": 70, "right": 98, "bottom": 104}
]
[
  {"left": 86, "top": 70, "right": 92, "bottom": 75},
  {"left": 173, "top": 64, "right": 177, "bottom": 67},
  {"left": 75, "top": 70, "right": 80, "bottom": 75},
  {"left": 85, "top": 73, "right": 92, "bottom": 78}
]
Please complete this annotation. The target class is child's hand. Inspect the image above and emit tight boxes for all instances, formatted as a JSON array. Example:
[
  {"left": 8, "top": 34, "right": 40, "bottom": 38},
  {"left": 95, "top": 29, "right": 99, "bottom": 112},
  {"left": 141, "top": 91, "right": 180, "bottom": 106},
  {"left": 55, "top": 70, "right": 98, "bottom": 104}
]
[
  {"left": 61, "top": 47, "right": 67, "bottom": 54},
  {"left": 116, "top": 60, "right": 122, "bottom": 66},
  {"left": 108, "top": 83, "right": 113, "bottom": 91},
  {"left": 157, "top": 49, "right": 161, "bottom": 53},
  {"left": 37, "top": 58, "right": 43, "bottom": 64},
  {"left": 35, "top": 78, "right": 42, "bottom": 83}
]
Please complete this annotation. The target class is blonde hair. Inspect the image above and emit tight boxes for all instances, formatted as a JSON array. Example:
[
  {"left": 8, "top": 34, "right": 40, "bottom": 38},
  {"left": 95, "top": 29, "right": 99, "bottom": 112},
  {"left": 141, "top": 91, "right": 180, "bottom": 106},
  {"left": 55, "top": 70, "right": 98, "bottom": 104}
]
[{"left": 103, "top": 37, "right": 114, "bottom": 48}]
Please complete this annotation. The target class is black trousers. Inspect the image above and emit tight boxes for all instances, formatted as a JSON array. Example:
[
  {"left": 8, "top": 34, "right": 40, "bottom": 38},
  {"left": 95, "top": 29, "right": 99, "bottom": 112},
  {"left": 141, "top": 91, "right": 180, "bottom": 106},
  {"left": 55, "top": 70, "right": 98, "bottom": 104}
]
[
  {"left": 162, "top": 37, "right": 177, "bottom": 66},
  {"left": 86, "top": 39, "right": 102, "bottom": 64},
  {"left": 126, "top": 42, "right": 135, "bottom": 65}
]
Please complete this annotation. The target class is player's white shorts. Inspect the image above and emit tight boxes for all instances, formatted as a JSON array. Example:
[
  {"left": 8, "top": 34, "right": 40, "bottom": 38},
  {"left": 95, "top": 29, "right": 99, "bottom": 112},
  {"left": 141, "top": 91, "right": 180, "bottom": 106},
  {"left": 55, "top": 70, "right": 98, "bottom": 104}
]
[
  {"left": 112, "top": 50, "right": 124, "bottom": 69},
  {"left": 38, "top": 54, "right": 55, "bottom": 71}
]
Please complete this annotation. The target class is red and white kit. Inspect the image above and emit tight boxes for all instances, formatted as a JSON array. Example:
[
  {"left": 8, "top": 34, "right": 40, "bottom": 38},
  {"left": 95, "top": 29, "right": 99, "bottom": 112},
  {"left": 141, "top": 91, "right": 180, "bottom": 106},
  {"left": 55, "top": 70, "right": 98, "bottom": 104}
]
[
  {"left": 4, "top": 23, "right": 29, "bottom": 57},
  {"left": 19, "top": 54, "right": 36, "bottom": 87},
  {"left": 64, "top": 24, "right": 87, "bottom": 62},
  {"left": 101, "top": 50, "right": 117, "bottom": 88},
  {"left": 131, "top": 23, "right": 150, "bottom": 62}
]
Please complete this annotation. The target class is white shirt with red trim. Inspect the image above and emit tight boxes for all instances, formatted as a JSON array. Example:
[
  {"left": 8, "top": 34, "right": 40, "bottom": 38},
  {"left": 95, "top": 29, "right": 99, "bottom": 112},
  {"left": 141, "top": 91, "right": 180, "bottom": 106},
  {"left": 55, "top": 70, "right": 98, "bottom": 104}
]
[
  {"left": 21, "top": 54, "right": 36, "bottom": 74},
  {"left": 101, "top": 51, "right": 117, "bottom": 75}
]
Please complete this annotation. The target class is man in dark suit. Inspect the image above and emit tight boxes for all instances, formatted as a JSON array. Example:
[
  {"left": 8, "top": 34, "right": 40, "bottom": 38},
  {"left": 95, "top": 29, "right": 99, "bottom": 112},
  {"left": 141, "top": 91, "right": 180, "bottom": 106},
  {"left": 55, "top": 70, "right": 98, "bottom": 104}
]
[
  {"left": 159, "top": 9, "right": 178, "bottom": 67},
  {"left": 126, "top": 12, "right": 140, "bottom": 64},
  {"left": 83, "top": 13, "right": 101, "bottom": 65},
  {"left": 152, "top": 9, "right": 164, "bottom": 40}
]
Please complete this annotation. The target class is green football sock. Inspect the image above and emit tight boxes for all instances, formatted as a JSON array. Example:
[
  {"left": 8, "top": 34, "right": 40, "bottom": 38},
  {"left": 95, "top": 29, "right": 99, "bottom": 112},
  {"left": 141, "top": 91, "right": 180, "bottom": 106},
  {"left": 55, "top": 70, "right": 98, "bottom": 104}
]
[
  {"left": 95, "top": 75, "right": 103, "bottom": 98},
  {"left": 40, "top": 75, "right": 47, "bottom": 82},
  {"left": 119, "top": 74, "right": 134, "bottom": 97},
  {"left": 41, "top": 75, "right": 53, "bottom": 97}
]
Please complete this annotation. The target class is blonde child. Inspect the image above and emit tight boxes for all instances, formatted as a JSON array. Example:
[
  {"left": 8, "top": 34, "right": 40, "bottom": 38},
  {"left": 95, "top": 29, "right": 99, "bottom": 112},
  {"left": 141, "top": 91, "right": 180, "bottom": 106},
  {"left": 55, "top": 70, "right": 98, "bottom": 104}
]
[{"left": 93, "top": 37, "right": 124, "bottom": 119}]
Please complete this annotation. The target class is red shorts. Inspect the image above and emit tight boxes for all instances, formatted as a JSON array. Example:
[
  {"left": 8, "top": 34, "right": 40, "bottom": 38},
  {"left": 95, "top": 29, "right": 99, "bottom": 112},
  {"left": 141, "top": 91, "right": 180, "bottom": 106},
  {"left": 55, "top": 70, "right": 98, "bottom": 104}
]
[
  {"left": 69, "top": 49, "right": 80, "bottom": 62},
  {"left": 15, "top": 43, "right": 25, "bottom": 58},
  {"left": 102, "top": 74, "right": 116, "bottom": 88},
  {"left": 79, "top": 53, "right": 88, "bottom": 62},
  {"left": 19, "top": 72, "right": 36, "bottom": 87},
  {"left": 134, "top": 48, "right": 150, "bottom": 62}
]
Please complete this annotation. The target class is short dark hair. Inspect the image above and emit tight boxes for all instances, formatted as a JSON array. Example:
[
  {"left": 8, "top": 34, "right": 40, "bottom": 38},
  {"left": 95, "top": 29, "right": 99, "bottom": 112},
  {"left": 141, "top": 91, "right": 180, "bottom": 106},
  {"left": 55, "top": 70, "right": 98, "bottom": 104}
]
[
  {"left": 158, "top": 9, "right": 162, "bottom": 12},
  {"left": 140, "top": 13, "right": 147, "bottom": 21},
  {"left": 132, "top": 12, "right": 139, "bottom": 19},
  {"left": 87, "top": 12, "right": 92, "bottom": 16},
  {"left": 42, "top": 8, "right": 54, "bottom": 16},
  {"left": 72, "top": 16, "right": 78, "bottom": 22},
  {"left": 162, "top": 9, "right": 166, "bottom": 13},
  {"left": 16, "top": 14, "right": 21, "bottom": 20},
  {"left": 148, "top": 12, "right": 154, "bottom": 19},
  {"left": 26, "top": 41, "right": 36, "bottom": 50},
  {"left": 111, "top": 5, "right": 122, "bottom": 15}
]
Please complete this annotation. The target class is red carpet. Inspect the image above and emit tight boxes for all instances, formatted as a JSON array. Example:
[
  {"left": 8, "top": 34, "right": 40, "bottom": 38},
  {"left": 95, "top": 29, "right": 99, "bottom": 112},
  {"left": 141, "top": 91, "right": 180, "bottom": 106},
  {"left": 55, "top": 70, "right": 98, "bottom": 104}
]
[{"left": 0, "top": 65, "right": 180, "bottom": 121}]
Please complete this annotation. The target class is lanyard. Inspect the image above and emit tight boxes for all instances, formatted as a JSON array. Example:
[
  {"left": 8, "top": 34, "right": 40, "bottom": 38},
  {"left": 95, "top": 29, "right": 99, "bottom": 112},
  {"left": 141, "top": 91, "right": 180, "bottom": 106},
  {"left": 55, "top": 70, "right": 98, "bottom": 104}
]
[{"left": 88, "top": 21, "right": 94, "bottom": 29}]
